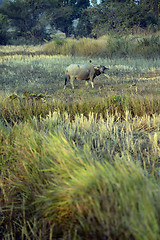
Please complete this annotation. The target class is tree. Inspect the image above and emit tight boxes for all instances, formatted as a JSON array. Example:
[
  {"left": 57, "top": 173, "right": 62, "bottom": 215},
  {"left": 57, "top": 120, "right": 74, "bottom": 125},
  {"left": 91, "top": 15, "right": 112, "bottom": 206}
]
[
  {"left": 0, "top": 0, "right": 50, "bottom": 43},
  {"left": 0, "top": 13, "right": 8, "bottom": 44},
  {"left": 101, "top": 0, "right": 135, "bottom": 2},
  {"left": 75, "top": 9, "right": 92, "bottom": 37},
  {"left": 101, "top": 0, "right": 160, "bottom": 19},
  {"left": 138, "top": 0, "right": 160, "bottom": 18},
  {"left": 0, "top": 0, "right": 90, "bottom": 42},
  {"left": 47, "top": 0, "right": 90, "bottom": 36},
  {"left": 76, "top": 0, "right": 159, "bottom": 38}
]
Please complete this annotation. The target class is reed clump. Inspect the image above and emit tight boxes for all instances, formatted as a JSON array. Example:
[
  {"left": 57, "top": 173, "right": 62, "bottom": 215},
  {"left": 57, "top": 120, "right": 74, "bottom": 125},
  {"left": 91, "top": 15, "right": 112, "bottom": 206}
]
[
  {"left": 43, "top": 34, "right": 160, "bottom": 58},
  {"left": 1, "top": 114, "right": 160, "bottom": 239},
  {"left": 0, "top": 34, "right": 160, "bottom": 58},
  {"left": 1, "top": 95, "right": 160, "bottom": 126}
]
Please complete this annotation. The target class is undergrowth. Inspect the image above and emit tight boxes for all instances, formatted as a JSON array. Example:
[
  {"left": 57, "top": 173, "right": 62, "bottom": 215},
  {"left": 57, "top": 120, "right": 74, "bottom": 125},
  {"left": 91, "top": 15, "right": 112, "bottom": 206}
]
[
  {"left": 1, "top": 95, "right": 160, "bottom": 239},
  {"left": 43, "top": 35, "right": 160, "bottom": 58},
  {"left": 1, "top": 34, "right": 160, "bottom": 58},
  {"left": 1, "top": 95, "right": 160, "bottom": 125}
]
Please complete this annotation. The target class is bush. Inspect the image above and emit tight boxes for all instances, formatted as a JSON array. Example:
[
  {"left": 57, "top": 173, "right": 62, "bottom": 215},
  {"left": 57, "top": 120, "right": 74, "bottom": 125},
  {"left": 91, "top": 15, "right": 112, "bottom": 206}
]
[{"left": 133, "top": 36, "right": 160, "bottom": 57}]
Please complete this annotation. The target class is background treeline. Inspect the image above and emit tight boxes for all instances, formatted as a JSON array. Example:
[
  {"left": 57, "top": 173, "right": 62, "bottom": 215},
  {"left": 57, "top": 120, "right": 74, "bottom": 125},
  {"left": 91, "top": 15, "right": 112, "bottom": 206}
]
[{"left": 0, "top": 0, "right": 160, "bottom": 45}]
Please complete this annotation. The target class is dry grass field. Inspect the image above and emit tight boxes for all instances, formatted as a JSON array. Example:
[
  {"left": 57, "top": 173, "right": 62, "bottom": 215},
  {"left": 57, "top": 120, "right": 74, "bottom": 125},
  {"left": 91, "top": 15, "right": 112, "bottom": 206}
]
[
  {"left": 0, "top": 42, "right": 160, "bottom": 239},
  {"left": 0, "top": 54, "right": 160, "bottom": 100}
]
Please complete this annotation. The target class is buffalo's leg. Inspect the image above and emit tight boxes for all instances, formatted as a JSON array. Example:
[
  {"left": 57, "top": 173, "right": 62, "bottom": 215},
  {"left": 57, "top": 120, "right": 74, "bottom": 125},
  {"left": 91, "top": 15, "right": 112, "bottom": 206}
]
[
  {"left": 70, "top": 77, "right": 74, "bottom": 89},
  {"left": 85, "top": 80, "right": 89, "bottom": 86},
  {"left": 89, "top": 77, "right": 94, "bottom": 89},
  {"left": 91, "top": 81, "right": 94, "bottom": 89}
]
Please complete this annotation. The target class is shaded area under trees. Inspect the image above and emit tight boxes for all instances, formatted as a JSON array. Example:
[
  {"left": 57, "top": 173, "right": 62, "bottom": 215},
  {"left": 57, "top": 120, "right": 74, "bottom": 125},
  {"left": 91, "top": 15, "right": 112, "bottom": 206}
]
[{"left": 0, "top": 0, "right": 159, "bottom": 44}]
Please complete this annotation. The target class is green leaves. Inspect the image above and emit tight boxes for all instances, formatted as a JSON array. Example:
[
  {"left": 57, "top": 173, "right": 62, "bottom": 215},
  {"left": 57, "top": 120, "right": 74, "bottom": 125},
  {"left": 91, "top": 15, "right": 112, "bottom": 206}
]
[{"left": 0, "top": 0, "right": 90, "bottom": 43}]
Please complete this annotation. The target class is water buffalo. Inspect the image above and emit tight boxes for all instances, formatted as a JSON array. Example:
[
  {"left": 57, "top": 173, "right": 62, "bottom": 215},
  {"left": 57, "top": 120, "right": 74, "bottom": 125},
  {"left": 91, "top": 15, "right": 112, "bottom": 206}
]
[{"left": 64, "top": 62, "right": 109, "bottom": 89}]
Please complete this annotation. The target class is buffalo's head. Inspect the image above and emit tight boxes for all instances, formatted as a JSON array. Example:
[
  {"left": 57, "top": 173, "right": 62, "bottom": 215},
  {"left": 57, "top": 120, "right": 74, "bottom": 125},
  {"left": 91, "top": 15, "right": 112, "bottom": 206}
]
[
  {"left": 100, "top": 65, "right": 109, "bottom": 73},
  {"left": 94, "top": 65, "right": 109, "bottom": 75}
]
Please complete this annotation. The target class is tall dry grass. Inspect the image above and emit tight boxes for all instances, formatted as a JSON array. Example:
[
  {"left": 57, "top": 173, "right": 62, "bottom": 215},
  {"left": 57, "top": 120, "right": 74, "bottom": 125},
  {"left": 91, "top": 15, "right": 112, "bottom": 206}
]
[
  {"left": 1, "top": 97, "right": 160, "bottom": 238},
  {"left": 0, "top": 33, "right": 160, "bottom": 58},
  {"left": 43, "top": 34, "right": 160, "bottom": 58}
]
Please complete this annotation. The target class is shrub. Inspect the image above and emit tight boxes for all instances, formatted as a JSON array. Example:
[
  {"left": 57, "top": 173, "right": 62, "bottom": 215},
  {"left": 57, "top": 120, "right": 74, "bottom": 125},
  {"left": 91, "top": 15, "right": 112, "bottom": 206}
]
[{"left": 132, "top": 36, "right": 160, "bottom": 57}]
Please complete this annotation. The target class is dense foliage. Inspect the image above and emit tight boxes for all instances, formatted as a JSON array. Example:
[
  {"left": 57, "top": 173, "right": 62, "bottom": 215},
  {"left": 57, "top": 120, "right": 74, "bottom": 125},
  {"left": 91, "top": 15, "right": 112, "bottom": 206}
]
[
  {"left": 0, "top": 13, "right": 8, "bottom": 44},
  {"left": 0, "top": 0, "right": 159, "bottom": 44},
  {"left": 78, "top": 0, "right": 159, "bottom": 38}
]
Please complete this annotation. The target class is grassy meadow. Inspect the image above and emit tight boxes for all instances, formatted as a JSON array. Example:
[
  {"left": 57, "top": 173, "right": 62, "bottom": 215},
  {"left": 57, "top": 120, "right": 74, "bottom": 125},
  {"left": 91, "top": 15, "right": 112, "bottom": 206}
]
[{"left": 1, "top": 36, "right": 160, "bottom": 239}]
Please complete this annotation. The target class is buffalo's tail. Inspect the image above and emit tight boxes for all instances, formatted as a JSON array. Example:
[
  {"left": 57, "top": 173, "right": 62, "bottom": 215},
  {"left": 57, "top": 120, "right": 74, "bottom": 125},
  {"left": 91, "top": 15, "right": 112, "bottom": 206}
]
[
  {"left": 64, "top": 75, "right": 68, "bottom": 89},
  {"left": 64, "top": 73, "right": 68, "bottom": 89},
  {"left": 65, "top": 75, "right": 68, "bottom": 85}
]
